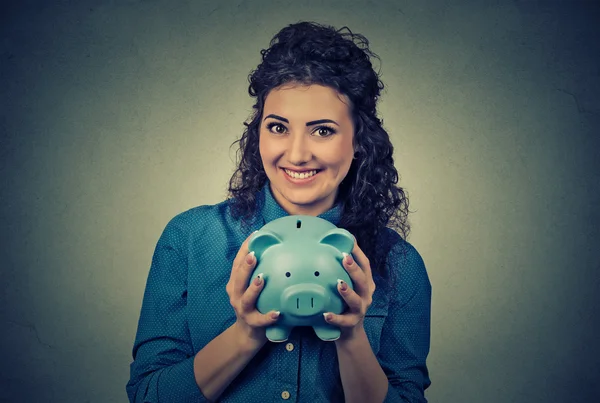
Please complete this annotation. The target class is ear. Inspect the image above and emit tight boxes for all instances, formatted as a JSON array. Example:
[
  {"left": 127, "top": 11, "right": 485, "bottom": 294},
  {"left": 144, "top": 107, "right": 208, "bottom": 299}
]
[
  {"left": 319, "top": 228, "right": 355, "bottom": 254},
  {"left": 249, "top": 230, "right": 282, "bottom": 260}
]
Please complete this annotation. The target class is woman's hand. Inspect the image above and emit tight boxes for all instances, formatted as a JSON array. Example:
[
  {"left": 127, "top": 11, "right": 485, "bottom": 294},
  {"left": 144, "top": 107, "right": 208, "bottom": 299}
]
[
  {"left": 324, "top": 241, "right": 376, "bottom": 340},
  {"left": 225, "top": 232, "right": 280, "bottom": 347}
]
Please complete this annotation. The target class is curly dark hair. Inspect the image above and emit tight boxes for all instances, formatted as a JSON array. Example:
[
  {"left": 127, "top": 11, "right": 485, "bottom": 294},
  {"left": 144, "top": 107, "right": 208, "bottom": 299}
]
[{"left": 227, "top": 21, "right": 410, "bottom": 282}]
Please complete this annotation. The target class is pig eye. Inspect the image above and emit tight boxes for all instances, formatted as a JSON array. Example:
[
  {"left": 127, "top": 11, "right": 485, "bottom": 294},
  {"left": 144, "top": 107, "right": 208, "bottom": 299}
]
[
  {"left": 314, "top": 271, "right": 320, "bottom": 276},
  {"left": 285, "top": 272, "right": 291, "bottom": 277}
]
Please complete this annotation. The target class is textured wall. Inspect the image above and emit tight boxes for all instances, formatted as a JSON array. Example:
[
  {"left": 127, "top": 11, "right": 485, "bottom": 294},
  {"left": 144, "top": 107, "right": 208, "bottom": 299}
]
[{"left": 1, "top": 1, "right": 599, "bottom": 402}]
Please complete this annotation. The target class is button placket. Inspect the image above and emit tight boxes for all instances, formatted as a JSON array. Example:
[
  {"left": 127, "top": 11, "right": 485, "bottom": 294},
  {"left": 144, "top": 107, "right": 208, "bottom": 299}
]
[{"left": 272, "top": 335, "right": 299, "bottom": 402}]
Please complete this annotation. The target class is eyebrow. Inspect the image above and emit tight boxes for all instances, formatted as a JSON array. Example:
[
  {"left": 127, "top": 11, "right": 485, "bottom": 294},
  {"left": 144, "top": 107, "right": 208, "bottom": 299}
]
[{"left": 263, "top": 114, "right": 340, "bottom": 127}]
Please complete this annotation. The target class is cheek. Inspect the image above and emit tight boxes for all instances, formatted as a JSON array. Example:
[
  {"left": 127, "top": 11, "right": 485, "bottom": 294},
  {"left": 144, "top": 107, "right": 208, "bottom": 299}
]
[
  {"left": 330, "top": 138, "right": 354, "bottom": 170},
  {"left": 258, "top": 132, "right": 271, "bottom": 162},
  {"left": 259, "top": 132, "right": 283, "bottom": 169}
]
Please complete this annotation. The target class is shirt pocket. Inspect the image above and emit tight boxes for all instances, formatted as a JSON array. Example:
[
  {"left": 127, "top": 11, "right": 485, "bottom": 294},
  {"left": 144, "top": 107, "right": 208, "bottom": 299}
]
[{"left": 363, "top": 304, "right": 388, "bottom": 355}]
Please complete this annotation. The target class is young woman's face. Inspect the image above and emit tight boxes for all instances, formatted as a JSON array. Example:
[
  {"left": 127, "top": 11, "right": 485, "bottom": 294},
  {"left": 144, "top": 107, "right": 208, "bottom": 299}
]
[{"left": 259, "top": 84, "right": 355, "bottom": 216}]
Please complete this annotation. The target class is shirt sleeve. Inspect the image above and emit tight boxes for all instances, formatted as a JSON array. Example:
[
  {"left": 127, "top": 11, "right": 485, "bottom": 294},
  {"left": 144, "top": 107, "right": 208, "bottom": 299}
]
[
  {"left": 126, "top": 214, "right": 209, "bottom": 403},
  {"left": 380, "top": 241, "right": 432, "bottom": 402}
]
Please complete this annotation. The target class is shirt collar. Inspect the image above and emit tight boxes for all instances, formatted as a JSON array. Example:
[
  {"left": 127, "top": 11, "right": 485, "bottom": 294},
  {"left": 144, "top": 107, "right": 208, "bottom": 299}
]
[{"left": 259, "top": 181, "right": 342, "bottom": 226}]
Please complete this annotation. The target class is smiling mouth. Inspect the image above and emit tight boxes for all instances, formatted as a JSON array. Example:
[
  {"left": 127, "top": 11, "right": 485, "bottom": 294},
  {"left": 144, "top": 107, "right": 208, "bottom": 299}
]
[{"left": 283, "top": 168, "right": 320, "bottom": 179}]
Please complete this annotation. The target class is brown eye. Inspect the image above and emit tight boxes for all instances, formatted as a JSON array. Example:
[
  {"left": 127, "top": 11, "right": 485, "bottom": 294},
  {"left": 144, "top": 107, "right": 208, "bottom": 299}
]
[
  {"left": 267, "top": 122, "right": 287, "bottom": 134},
  {"left": 314, "top": 125, "right": 336, "bottom": 137}
]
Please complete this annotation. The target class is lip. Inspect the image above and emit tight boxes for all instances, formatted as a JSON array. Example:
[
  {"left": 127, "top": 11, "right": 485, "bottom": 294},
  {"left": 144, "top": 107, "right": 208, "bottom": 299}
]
[
  {"left": 280, "top": 167, "right": 321, "bottom": 184},
  {"left": 281, "top": 167, "right": 321, "bottom": 172}
]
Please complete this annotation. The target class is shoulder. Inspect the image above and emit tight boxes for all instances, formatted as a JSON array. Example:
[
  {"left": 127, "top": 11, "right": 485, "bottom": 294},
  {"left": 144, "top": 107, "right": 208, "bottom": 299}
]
[
  {"left": 377, "top": 228, "right": 426, "bottom": 268},
  {"left": 384, "top": 229, "right": 426, "bottom": 271},
  {"left": 159, "top": 199, "right": 233, "bottom": 244},
  {"left": 380, "top": 228, "right": 431, "bottom": 304}
]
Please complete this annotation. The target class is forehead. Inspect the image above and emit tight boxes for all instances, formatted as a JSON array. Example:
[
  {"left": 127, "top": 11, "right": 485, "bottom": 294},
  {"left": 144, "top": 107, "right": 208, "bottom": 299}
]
[{"left": 263, "top": 84, "right": 352, "bottom": 120}]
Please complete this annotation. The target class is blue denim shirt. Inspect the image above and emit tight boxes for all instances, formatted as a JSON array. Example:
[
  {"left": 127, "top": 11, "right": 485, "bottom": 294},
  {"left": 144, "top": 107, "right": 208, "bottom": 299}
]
[{"left": 127, "top": 183, "right": 431, "bottom": 402}]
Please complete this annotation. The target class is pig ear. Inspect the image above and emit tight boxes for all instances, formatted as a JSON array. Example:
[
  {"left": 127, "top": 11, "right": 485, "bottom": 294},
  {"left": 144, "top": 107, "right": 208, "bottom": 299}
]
[
  {"left": 319, "top": 228, "right": 355, "bottom": 254},
  {"left": 249, "top": 230, "right": 282, "bottom": 260}
]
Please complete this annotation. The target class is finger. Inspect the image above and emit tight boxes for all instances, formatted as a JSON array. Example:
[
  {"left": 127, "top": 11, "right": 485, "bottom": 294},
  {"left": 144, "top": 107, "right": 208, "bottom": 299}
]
[
  {"left": 349, "top": 242, "right": 376, "bottom": 295},
  {"left": 228, "top": 232, "right": 258, "bottom": 299},
  {"left": 239, "top": 273, "right": 265, "bottom": 312},
  {"left": 323, "top": 311, "right": 362, "bottom": 328},
  {"left": 233, "top": 251, "right": 257, "bottom": 298},
  {"left": 231, "top": 231, "right": 257, "bottom": 273},
  {"left": 351, "top": 242, "right": 373, "bottom": 280},
  {"left": 341, "top": 253, "right": 370, "bottom": 297},
  {"left": 245, "top": 310, "right": 281, "bottom": 328},
  {"left": 337, "top": 279, "right": 364, "bottom": 312}
]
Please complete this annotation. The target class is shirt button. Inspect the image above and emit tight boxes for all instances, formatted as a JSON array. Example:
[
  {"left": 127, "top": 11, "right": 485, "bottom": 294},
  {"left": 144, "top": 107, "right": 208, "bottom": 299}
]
[
  {"left": 281, "top": 390, "right": 290, "bottom": 400},
  {"left": 285, "top": 343, "right": 294, "bottom": 352}
]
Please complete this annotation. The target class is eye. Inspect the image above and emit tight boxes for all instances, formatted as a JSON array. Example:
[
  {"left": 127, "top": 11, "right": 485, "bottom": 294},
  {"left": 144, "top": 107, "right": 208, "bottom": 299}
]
[
  {"left": 266, "top": 122, "right": 287, "bottom": 135},
  {"left": 285, "top": 272, "right": 291, "bottom": 277},
  {"left": 313, "top": 125, "right": 337, "bottom": 137},
  {"left": 314, "top": 271, "right": 320, "bottom": 277}
]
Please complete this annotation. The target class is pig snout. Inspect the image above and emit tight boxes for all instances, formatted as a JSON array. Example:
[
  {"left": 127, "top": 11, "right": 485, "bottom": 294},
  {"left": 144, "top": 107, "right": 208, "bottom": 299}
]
[{"left": 280, "top": 283, "right": 330, "bottom": 317}]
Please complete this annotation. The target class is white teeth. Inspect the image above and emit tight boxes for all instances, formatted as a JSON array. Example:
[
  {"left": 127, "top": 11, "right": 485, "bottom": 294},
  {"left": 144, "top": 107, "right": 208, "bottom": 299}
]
[{"left": 284, "top": 169, "right": 318, "bottom": 179}]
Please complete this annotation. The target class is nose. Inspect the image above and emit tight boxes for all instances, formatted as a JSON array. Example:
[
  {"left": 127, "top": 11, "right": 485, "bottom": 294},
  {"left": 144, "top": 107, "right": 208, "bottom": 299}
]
[
  {"left": 280, "top": 284, "right": 328, "bottom": 317},
  {"left": 287, "top": 133, "right": 312, "bottom": 166}
]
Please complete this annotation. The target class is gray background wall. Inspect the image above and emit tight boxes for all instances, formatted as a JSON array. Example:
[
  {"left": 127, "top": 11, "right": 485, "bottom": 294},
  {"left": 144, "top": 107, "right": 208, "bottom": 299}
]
[{"left": 1, "top": 1, "right": 599, "bottom": 402}]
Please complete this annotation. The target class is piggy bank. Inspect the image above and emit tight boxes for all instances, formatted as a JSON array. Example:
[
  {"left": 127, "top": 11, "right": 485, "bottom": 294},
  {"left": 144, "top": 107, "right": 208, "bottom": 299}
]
[{"left": 248, "top": 215, "right": 355, "bottom": 342}]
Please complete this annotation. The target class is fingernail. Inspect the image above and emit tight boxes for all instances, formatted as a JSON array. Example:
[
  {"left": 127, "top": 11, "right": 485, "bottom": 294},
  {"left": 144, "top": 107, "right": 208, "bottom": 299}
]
[
  {"left": 337, "top": 279, "right": 348, "bottom": 291},
  {"left": 342, "top": 252, "right": 353, "bottom": 265},
  {"left": 246, "top": 251, "right": 255, "bottom": 264},
  {"left": 323, "top": 312, "right": 332, "bottom": 321},
  {"left": 271, "top": 311, "right": 280, "bottom": 319},
  {"left": 254, "top": 275, "right": 262, "bottom": 286}
]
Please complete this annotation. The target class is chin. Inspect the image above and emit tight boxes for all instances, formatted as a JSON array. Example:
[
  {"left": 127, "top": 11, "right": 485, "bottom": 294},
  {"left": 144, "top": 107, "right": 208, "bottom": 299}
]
[
  {"left": 282, "top": 188, "right": 335, "bottom": 210},
  {"left": 281, "top": 190, "right": 320, "bottom": 205}
]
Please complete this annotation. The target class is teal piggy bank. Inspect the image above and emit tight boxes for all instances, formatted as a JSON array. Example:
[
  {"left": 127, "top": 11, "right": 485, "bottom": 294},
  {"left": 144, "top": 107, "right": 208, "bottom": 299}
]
[{"left": 248, "top": 215, "right": 355, "bottom": 342}]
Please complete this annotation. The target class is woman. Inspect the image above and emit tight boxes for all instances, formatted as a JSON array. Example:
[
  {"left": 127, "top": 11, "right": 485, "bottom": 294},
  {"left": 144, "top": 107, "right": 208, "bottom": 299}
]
[{"left": 127, "top": 22, "right": 431, "bottom": 402}]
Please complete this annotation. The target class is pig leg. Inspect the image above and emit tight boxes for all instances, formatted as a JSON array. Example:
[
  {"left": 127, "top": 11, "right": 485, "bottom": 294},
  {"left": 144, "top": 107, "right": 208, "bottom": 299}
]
[
  {"left": 313, "top": 324, "right": 341, "bottom": 341},
  {"left": 266, "top": 325, "right": 291, "bottom": 342}
]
